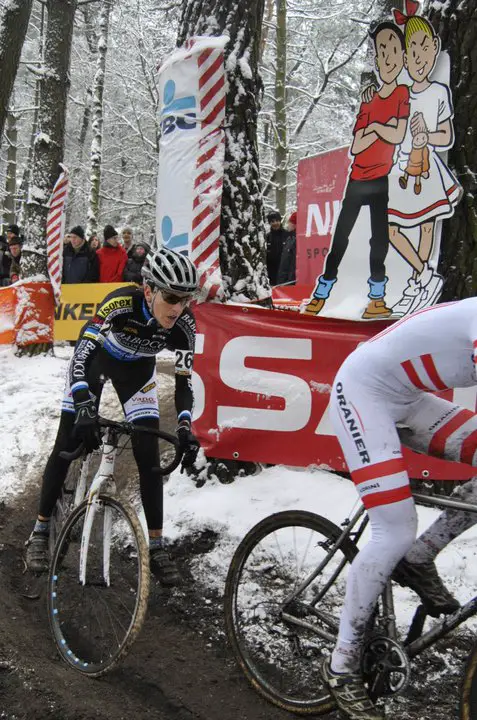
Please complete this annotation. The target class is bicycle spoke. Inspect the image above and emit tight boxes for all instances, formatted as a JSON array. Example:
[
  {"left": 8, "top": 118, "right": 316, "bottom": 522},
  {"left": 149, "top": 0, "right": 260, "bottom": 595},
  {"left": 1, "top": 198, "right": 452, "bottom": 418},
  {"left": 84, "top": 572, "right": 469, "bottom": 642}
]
[{"left": 225, "top": 511, "right": 358, "bottom": 712}]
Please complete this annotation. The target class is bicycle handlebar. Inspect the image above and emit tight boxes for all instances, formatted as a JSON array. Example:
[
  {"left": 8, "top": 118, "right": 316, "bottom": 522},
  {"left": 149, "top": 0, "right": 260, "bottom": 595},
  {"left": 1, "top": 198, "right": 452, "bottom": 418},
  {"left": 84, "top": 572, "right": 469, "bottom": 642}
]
[{"left": 59, "top": 416, "right": 182, "bottom": 476}]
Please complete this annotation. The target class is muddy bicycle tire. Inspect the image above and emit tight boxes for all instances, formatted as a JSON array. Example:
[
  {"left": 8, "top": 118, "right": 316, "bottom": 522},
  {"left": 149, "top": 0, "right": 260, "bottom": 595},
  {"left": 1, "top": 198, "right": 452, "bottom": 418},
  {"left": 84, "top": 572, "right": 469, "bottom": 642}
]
[
  {"left": 224, "top": 510, "right": 358, "bottom": 714},
  {"left": 460, "top": 639, "right": 477, "bottom": 720},
  {"left": 47, "top": 494, "right": 150, "bottom": 677}
]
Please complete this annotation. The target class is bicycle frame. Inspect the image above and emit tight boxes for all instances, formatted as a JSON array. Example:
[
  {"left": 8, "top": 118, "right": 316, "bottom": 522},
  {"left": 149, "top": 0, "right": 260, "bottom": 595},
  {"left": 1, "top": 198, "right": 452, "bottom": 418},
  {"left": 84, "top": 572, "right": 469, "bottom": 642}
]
[
  {"left": 281, "top": 490, "right": 477, "bottom": 658},
  {"left": 79, "top": 428, "right": 119, "bottom": 587}
]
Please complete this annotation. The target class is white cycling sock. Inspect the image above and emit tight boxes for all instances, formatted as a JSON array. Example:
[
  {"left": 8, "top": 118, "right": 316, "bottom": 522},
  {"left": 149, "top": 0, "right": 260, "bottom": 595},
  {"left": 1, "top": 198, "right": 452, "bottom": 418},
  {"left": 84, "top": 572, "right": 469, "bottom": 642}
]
[{"left": 331, "top": 498, "right": 417, "bottom": 674}]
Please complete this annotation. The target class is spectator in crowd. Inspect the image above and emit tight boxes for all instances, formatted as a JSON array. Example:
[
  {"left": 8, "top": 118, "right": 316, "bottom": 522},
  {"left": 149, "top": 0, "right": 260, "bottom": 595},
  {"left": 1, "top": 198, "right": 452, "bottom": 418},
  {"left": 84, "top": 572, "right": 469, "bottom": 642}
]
[
  {"left": 6, "top": 234, "right": 23, "bottom": 284},
  {"left": 123, "top": 241, "right": 150, "bottom": 284},
  {"left": 0, "top": 237, "right": 10, "bottom": 285},
  {"left": 266, "top": 210, "right": 289, "bottom": 286},
  {"left": 88, "top": 235, "right": 100, "bottom": 252},
  {"left": 97, "top": 224, "right": 128, "bottom": 282},
  {"left": 6, "top": 223, "right": 20, "bottom": 243},
  {"left": 121, "top": 226, "right": 135, "bottom": 257},
  {"left": 62, "top": 225, "right": 99, "bottom": 284},
  {"left": 0, "top": 234, "right": 9, "bottom": 285},
  {"left": 277, "top": 211, "right": 297, "bottom": 286}
]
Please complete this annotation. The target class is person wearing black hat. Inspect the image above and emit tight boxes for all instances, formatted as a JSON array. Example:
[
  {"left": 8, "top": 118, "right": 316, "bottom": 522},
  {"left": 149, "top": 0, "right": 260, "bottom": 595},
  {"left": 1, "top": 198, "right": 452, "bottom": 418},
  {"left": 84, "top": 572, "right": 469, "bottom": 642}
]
[
  {"left": 6, "top": 224, "right": 20, "bottom": 242},
  {"left": 123, "top": 241, "right": 150, "bottom": 284},
  {"left": 97, "top": 224, "right": 128, "bottom": 282},
  {"left": 4, "top": 233, "right": 24, "bottom": 284},
  {"left": 266, "top": 210, "right": 289, "bottom": 286},
  {"left": 62, "top": 225, "right": 99, "bottom": 284}
]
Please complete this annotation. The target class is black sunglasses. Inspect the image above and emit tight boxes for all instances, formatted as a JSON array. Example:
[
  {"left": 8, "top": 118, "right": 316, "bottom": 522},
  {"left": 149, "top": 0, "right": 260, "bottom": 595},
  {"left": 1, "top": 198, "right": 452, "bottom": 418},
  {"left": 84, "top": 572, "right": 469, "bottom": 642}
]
[{"left": 160, "top": 290, "right": 193, "bottom": 306}]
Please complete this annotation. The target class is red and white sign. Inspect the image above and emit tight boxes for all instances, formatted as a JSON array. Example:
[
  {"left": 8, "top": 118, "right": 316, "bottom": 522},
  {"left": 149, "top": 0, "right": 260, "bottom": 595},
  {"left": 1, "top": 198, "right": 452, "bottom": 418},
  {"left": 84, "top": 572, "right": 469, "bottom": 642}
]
[
  {"left": 296, "top": 146, "right": 349, "bottom": 285},
  {"left": 193, "top": 302, "right": 477, "bottom": 482}
]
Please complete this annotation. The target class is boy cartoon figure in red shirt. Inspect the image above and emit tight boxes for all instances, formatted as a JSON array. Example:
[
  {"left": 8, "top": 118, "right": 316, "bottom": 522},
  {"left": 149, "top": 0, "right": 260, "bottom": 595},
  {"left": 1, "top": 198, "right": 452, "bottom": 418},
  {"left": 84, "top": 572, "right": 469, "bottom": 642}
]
[{"left": 304, "top": 22, "right": 410, "bottom": 319}]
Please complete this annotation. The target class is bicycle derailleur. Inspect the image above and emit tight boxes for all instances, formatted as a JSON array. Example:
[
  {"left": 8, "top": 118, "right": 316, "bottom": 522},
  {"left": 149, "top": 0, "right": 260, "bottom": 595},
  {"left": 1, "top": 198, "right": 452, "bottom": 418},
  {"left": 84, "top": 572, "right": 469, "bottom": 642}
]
[{"left": 361, "top": 635, "right": 411, "bottom": 701}]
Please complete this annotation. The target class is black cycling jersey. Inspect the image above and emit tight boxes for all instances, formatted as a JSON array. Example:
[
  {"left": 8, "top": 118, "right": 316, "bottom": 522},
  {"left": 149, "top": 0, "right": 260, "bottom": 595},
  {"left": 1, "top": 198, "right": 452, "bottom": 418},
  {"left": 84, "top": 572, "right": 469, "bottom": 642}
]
[{"left": 69, "top": 285, "right": 196, "bottom": 419}]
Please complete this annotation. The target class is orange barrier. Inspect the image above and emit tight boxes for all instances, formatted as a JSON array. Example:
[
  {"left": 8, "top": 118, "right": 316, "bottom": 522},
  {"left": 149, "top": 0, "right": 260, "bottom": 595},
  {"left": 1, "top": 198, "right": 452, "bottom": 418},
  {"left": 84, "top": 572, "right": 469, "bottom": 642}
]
[{"left": 0, "top": 282, "right": 54, "bottom": 345}]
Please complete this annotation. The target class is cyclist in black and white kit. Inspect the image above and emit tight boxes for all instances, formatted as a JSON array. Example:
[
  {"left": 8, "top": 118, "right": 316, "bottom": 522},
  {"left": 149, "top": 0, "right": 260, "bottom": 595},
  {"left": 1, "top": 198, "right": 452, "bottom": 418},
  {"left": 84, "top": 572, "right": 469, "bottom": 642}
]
[{"left": 26, "top": 247, "right": 201, "bottom": 586}]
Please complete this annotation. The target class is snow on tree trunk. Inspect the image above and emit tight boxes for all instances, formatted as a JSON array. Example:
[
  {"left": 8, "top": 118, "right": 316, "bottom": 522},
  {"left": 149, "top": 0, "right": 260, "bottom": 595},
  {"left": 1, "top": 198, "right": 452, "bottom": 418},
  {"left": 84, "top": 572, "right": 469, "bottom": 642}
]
[
  {"left": 22, "top": 0, "right": 77, "bottom": 279},
  {"left": 18, "top": 3, "right": 46, "bottom": 228},
  {"left": 177, "top": 0, "right": 271, "bottom": 303},
  {"left": 4, "top": 110, "right": 18, "bottom": 226},
  {"left": 430, "top": 0, "right": 477, "bottom": 299},
  {"left": 0, "top": 0, "right": 34, "bottom": 149},
  {"left": 274, "top": 0, "right": 287, "bottom": 215},
  {"left": 67, "top": 86, "right": 93, "bottom": 227},
  {"left": 86, "top": 0, "right": 113, "bottom": 239}
]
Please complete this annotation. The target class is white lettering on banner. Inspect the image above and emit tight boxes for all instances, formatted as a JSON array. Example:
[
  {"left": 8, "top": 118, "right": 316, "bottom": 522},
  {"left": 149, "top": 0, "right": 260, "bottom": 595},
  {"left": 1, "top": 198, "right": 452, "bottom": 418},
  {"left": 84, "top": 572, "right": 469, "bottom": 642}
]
[
  {"left": 315, "top": 403, "right": 333, "bottom": 436},
  {"left": 192, "top": 333, "right": 205, "bottom": 421},
  {"left": 306, "top": 201, "right": 340, "bottom": 237},
  {"left": 218, "top": 337, "right": 312, "bottom": 432}
]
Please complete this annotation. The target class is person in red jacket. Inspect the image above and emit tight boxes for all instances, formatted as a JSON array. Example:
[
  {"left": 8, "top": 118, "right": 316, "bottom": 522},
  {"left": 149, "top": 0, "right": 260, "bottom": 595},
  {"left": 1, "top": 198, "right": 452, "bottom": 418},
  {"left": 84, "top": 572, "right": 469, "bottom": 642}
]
[{"left": 97, "top": 225, "right": 128, "bottom": 282}]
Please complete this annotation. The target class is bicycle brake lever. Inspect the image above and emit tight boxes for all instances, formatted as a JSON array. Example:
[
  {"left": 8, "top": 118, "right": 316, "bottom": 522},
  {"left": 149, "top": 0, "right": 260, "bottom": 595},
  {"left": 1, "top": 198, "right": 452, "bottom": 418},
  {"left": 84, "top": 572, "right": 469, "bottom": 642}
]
[{"left": 59, "top": 443, "right": 85, "bottom": 461}]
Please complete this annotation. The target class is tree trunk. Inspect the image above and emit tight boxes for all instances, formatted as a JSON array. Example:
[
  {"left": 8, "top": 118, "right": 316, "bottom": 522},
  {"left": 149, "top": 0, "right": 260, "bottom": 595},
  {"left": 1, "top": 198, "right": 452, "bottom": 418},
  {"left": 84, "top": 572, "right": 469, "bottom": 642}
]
[
  {"left": 177, "top": 0, "right": 270, "bottom": 303},
  {"left": 260, "top": 0, "right": 274, "bottom": 63},
  {"left": 4, "top": 111, "right": 18, "bottom": 226},
  {"left": 86, "top": 0, "right": 113, "bottom": 239},
  {"left": 429, "top": 0, "right": 477, "bottom": 299},
  {"left": 23, "top": 0, "right": 77, "bottom": 278},
  {"left": 67, "top": 86, "right": 93, "bottom": 226},
  {"left": 274, "top": 0, "right": 287, "bottom": 215},
  {"left": 18, "top": 3, "right": 46, "bottom": 228},
  {"left": 0, "top": 0, "right": 34, "bottom": 148}
]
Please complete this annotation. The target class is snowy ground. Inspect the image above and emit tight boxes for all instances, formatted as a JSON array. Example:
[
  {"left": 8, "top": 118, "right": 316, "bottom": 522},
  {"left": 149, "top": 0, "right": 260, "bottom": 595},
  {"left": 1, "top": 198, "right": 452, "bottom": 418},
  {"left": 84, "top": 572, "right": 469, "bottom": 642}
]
[{"left": 2, "top": 343, "right": 477, "bottom": 637}]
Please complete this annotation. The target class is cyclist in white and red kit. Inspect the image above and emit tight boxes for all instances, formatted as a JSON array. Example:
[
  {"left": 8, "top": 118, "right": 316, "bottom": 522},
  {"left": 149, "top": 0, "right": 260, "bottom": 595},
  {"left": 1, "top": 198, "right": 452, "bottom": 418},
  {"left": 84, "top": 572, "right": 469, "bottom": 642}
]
[{"left": 322, "top": 298, "right": 477, "bottom": 720}]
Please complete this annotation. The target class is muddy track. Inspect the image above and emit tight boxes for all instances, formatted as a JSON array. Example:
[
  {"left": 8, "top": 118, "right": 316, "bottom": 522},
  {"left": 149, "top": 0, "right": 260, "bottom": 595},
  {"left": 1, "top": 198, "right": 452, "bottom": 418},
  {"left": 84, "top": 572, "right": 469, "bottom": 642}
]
[{"left": 0, "top": 360, "right": 474, "bottom": 719}]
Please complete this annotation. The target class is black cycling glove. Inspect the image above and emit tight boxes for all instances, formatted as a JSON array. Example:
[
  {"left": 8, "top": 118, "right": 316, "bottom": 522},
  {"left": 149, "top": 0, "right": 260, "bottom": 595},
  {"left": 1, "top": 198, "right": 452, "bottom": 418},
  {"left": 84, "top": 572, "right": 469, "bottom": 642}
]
[
  {"left": 73, "top": 394, "right": 101, "bottom": 452},
  {"left": 177, "top": 420, "right": 200, "bottom": 469}
]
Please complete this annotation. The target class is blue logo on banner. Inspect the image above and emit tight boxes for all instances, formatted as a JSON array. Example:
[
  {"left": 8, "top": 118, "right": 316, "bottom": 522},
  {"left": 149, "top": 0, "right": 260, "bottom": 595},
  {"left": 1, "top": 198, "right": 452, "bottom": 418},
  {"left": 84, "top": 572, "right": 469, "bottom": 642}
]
[
  {"left": 161, "top": 80, "right": 196, "bottom": 135},
  {"left": 162, "top": 216, "right": 189, "bottom": 255}
]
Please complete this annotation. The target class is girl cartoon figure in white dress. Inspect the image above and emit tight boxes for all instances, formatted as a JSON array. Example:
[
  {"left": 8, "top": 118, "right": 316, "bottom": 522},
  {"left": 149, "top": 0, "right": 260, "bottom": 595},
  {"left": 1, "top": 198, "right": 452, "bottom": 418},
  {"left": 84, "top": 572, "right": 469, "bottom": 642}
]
[{"left": 388, "top": 4, "right": 462, "bottom": 317}]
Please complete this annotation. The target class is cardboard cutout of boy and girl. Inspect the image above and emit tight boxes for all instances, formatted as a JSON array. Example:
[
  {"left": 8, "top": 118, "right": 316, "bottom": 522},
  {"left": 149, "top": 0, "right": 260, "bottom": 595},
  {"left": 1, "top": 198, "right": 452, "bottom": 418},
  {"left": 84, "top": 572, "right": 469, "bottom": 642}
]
[{"left": 303, "top": 0, "right": 461, "bottom": 321}]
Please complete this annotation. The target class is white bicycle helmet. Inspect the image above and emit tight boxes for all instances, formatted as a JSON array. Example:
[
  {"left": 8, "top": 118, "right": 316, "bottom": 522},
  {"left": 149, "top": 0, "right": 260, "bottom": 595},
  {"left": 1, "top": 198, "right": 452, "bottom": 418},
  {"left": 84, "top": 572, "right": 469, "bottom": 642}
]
[{"left": 141, "top": 246, "right": 199, "bottom": 295}]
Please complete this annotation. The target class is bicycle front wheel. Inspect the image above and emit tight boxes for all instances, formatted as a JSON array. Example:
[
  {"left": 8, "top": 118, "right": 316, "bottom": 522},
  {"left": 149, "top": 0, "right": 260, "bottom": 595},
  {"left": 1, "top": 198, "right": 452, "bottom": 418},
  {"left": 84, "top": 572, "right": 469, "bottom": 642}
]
[
  {"left": 48, "top": 495, "right": 150, "bottom": 677},
  {"left": 224, "top": 510, "right": 358, "bottom": 714}
]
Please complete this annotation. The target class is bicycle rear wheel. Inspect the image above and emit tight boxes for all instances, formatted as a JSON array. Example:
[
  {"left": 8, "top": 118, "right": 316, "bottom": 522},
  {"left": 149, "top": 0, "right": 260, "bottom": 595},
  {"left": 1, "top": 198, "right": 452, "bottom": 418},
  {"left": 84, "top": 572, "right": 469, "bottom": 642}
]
[
  {"left": 48, "top": 495, "right": 149, "bottom": 677},
  {"left": 224, "top": 510, "right": 358, "bottom": 714},
  {"left": 460, "top": 639, "right": 477, "bottom": 720}
]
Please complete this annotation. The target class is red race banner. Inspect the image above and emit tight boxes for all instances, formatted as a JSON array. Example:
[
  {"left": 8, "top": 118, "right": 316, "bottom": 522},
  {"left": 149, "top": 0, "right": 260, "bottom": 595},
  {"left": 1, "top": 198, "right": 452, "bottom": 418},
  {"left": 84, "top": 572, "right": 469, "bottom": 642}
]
[
  {"left": 193, "top": 302, "right": 477, "bottom": 482},
  {"left": 296, "top": 146, "right": 350, "bottom": 285}
]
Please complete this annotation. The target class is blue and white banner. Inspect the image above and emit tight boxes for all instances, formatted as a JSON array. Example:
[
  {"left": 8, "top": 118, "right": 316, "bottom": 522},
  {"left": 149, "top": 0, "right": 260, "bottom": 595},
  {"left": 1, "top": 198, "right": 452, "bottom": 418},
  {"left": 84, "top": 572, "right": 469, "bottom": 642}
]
[{"left": 156, "top": 36, "right": 228, "bottom": 299}]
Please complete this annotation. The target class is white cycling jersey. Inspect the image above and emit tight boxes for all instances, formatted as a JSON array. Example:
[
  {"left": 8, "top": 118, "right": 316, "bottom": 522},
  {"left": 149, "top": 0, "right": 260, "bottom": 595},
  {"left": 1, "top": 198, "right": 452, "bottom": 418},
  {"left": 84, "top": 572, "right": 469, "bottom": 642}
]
[
  {"left": 345, "top": 298, "right": 477, "bottom": 397},
  {"left": 331, "top": 298, "right": 477, "bottom": 506}
]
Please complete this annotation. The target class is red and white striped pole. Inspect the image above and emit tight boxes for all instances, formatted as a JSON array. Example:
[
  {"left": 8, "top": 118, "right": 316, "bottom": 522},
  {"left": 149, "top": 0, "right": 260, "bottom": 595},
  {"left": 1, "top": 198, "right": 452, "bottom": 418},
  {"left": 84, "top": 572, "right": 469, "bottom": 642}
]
[
  {"left": 46, "top": 166, "right": 69, "bottom": 305},
  {"left": 191, "top": 46, "right": 226, "bottom": 300}
]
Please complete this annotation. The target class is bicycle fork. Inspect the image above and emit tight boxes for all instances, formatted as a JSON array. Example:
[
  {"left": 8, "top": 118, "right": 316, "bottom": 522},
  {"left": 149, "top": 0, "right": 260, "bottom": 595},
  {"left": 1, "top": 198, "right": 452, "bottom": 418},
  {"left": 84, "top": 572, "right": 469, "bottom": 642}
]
[{"left": 79, "top": 442, "right": 117, "bottom": 587}]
